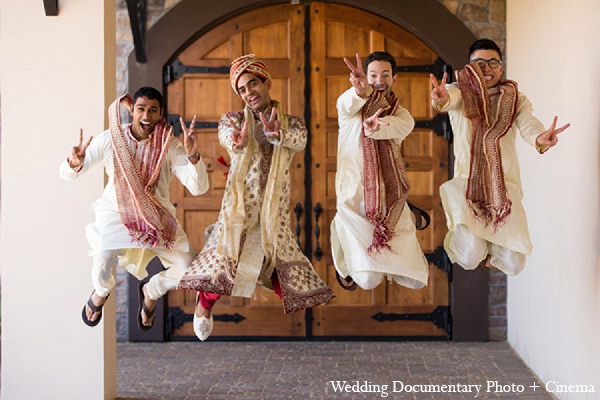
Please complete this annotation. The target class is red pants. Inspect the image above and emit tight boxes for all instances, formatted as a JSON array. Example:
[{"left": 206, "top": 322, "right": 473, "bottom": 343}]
[{"left": 198, "top": 271, "right": 283, "bottom": 310}]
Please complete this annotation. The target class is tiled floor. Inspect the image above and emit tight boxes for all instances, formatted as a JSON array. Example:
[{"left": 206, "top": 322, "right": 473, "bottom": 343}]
[{"left": 117, "top": 341, "right": 556, "bottom": 399}]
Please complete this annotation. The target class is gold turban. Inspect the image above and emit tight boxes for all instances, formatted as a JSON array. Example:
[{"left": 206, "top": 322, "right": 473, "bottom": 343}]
[{"left": 229, "top": 54, "right": 271, "bottom": 93}]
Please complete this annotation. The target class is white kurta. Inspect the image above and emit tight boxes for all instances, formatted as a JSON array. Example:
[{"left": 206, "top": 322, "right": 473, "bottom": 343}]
[
  {"left": 59, "top": 124, "right": 209, "bottom": 277},
  {"left": 438, "top": 83, "right": 546, "bottom": 255},
  {"left": 330, "top": 88, "right": 429, "bottom": 288}
]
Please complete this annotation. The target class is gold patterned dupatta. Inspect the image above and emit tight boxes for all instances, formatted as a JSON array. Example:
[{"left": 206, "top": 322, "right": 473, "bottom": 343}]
[
  {"left": 108, "top": 94, "right": 177, "bottom": 249},
  {"left": 362, "top": 90, "right": 410, "bottom": 254},
  {"left": 217, "top": 100, "right": 289, "bottom": 262},
  {"left": 456, "top": 63, "right": 519, "bottom": 231}
]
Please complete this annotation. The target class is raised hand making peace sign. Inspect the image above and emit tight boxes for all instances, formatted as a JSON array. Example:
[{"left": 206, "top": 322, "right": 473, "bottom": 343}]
[
  {"left": 229, "top": 118, "right": 249, "bottom": 150},
  {"left": 430, "top": 72, "right": 449, "bottom": 106},
  {"left": 536, "top": 116, "right": 570, "bottom": 150},
  {"left": 363, "top": 107, "right": 391, "bottom": 134},
  {"left": 68, "top": 128, "right": 93, "bottom": 169},
  {"left": 179, "top": 114, "right": 200, "bottom": 162},
  {"left": 259, "top": 107, "right": 281, "bottom": 141},
  {"left": 343, "top": 53, "right": 369, "bottom": 98}
]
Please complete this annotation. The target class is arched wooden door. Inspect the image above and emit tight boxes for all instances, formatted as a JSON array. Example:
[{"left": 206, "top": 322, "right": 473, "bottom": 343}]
[{"left": 165, "top": 2, "right": 451, "bottom": 340}]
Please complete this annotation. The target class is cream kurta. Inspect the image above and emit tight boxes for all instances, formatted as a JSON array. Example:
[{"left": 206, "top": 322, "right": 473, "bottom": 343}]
[
  {"left": 438, "top": 83, "right": 546, "bottom": 255},
  {"left": 330, "top": 88, "right": 429, "bottom": 288},
  {"left": 59, "top": 124, "right": 209, "bottom": 277},
  {"left": 178, "top": 105, "right": 335, "bottom": 313}
]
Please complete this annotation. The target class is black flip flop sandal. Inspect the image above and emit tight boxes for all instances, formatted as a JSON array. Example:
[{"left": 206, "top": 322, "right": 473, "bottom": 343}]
[
  {"left": 335, "top": 271, "right": 358, "bottom": 291},
  {"left": 407, "top": 200, "right": 431, "bottom": 230},
  {"left": 137, "top": 282, "right": 155, "bottom": 331},
  {"left": 81, "top": 291, "right": 109, "bottom": 327}
]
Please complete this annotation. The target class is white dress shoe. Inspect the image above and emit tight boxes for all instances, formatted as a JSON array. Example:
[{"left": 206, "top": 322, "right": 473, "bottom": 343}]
[{"left": 193, "top": 313, "right": 213, "bottom": 341}]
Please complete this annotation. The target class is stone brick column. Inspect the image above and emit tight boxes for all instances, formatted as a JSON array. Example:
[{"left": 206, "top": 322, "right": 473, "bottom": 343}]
[
  {"left": 439, "top": 0, "right": 506, "bottom": 50},
  {"left": 114, "top": 0, "right": 181, "bottom": 341},
  {"left": 438, "top": 0, "right": 508, "bottom": 341}
]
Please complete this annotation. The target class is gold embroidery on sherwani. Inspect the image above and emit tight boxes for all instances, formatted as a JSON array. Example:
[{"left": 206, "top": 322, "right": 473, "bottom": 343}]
[{"left": 457, "top": 63, "right": 518, "bottom": 231}]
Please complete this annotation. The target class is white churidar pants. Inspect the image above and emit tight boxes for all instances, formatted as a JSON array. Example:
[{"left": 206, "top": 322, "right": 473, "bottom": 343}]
[
  {"left": 351, "top": 270, "right": 426, "bottom": 291},
  {"left": 91, "top": 248, "right": 195, "bottom": 300},
  {"left": 446, "top": 224, "right": 526, "bottom": 275}
]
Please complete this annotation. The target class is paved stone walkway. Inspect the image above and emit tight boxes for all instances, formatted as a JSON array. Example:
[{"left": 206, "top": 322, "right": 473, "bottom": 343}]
[{"left": 117, "top": 341, "right": 556, "bottom": 400}]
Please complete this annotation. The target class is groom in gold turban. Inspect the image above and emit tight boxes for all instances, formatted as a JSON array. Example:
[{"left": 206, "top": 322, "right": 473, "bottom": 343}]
[{"left": 178, "top": 54, "right": 334, "bottom": 341}]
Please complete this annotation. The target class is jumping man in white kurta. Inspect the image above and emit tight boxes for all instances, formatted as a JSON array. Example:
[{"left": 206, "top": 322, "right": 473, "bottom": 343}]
[
  {"left": 60, "top": 87, "right": 209, "bottom": 329},
  {"left": 430, "top": 39, "right": 570, "bottom": 275},
  {"left": 331, "top": 51, "right": 430, "bottom": 291}
]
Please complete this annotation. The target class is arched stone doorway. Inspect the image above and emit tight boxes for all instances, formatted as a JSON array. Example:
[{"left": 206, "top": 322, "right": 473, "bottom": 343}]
[
  {"left": 128, "top": 0, "right": 477, "bottom": 92},
  {"left": 127, "top": 0, "right": 487, "bottom": 341}
]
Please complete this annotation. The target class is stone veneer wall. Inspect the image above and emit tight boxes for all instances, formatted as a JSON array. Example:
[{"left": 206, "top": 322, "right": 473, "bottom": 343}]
[
  {"left": 113, "top": 0, "right": 507, "bottom": 341},
  {"left": 437, "top": 0, "right": 508, "bottom": 342},
  {"left": 114, "top": 0, "right": 179, "bottom": 340}
]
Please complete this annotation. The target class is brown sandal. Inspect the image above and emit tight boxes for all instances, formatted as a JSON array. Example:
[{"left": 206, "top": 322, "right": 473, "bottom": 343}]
[
  {"left": 81, "top": 291, "right": 109, "bottom": 327},
  {"left": 137, "top": 282, "right": 156, "bottom": 331},
  {"left": 335, "top": 271, "right": 357, "bottom": 291},
  {"left": 407, "top": 200, "right": 431, "bottom": 230}
]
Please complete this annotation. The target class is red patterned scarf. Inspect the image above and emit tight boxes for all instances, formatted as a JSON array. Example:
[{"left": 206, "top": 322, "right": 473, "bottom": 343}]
[
  {"left": 109, "top": 94, "right": 177, "bottom": 249},
  {"left": 457, "top": 63, "right": 519, "bottom": 231},
  {"left": 362, "top": 90, "right": 410, "bottom": 254}
]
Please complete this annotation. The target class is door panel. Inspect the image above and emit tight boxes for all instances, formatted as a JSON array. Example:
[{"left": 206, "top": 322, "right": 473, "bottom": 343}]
[
  {"left": 166, "top": 2, "right": 450, "bottom": 339},
  {"left": 308, "top": 2, "right": 449, "bottom": 338},
  {"left": 166, "top": 4, "right": 307, "bottom": 339}
]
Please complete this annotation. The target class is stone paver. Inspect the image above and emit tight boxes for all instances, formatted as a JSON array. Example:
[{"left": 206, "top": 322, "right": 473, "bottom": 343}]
[{"left": 117, "top": 341, "right": 556, "bottom": 400}]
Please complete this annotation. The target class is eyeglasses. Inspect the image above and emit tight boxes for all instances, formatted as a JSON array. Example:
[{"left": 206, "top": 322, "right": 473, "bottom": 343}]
[{"left": 470, "top": 58, "right": 502, "bottom": 69}]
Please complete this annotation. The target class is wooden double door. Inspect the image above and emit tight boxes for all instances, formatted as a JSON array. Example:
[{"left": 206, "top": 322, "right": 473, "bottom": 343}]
[{"left": 165, "top": 2, "right": 451, "bottom": 340}]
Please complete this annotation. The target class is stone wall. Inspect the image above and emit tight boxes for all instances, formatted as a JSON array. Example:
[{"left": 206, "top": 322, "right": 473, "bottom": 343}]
[
  {"left": 439, "top": 0, "right": 506, "bottom": 51},
  {"left": 437, "top": 0, "right": 508, "bottom": 342},
  {"left": 114, "top": 0, "right": 507, "bottom": 342},
  {"left": 114, "top": 0, "right": 180, "bottom": 340}
]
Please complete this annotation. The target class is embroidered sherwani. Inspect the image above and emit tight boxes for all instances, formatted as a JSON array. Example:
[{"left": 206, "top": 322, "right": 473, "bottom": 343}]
[
  {"left": 60, "top": 124, "right": 209, "bottom": 299},
  {"left": 330, "top": 88, "right": 429, "bottom": 289},
  {"left": 437, "top": 83, "right": 546, "bottom": 257},
  {"left": 178, "top": 104, "right": 335, "bottom": 313}
]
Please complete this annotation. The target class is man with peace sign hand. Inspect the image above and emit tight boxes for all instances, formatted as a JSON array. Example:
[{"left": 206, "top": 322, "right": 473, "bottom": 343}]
[
  {"left": 177, "top": 54, "right": 334, "bottom": 341},
  {"left": 331, "top": 51, "right": 430, "bottom": 292},
  {"left": 431, "top": 39, "right": 570, "bottom": 275},
  {"left": 60, "top": 86, "right": 209, "bottom": 330}
]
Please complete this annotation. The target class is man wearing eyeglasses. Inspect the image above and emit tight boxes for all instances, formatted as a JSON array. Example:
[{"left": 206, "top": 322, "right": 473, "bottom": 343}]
[{"left": 430, "top": 38, "right": 570, "bottom": 275}]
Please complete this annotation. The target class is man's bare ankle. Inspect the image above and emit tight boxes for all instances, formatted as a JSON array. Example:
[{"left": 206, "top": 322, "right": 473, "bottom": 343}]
[{"left": 196, "top": 305, "right": 211, "bottom": 318}]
